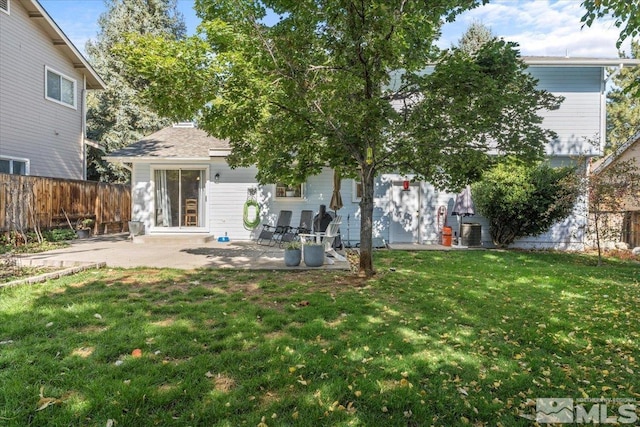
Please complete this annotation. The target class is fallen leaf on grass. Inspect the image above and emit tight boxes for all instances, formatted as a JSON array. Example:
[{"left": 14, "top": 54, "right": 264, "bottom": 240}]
[{"left": 36, "top": 386, "right": 65, "bottom": 411}]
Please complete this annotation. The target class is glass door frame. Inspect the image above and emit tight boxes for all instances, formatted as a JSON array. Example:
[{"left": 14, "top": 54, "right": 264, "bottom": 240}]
[{"left": 151, "top": 165, "right": 208, "bottom": 231}]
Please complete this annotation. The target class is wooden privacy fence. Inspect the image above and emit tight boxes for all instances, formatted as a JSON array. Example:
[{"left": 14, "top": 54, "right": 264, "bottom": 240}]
[{"left": 0, "top": 173, "right": 131, "bottom": 235}]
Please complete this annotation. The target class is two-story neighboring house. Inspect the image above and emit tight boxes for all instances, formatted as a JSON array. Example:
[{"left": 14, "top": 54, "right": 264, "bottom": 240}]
[{"left": 0, "top": 0, "right": 104, "bottom": 180}]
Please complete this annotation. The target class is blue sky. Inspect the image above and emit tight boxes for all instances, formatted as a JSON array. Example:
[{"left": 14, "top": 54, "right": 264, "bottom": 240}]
[{"left": 39, "top": 0, "right": 632, "bottom": 59}]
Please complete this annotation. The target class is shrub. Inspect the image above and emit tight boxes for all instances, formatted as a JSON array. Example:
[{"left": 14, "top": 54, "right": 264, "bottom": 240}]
[
  {"left": 472, "top": 160, "right": 580, "bottom": 247},
  {"left": 42, "top": 229, "right": 77, "bottom": 242}
]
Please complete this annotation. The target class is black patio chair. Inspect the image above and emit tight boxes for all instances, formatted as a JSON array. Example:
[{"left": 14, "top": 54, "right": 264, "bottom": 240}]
[
  {"left": 280, "top": 210, "right": 313, "bottom": 246},
  {"left": 256, "top": 210, "right": 292, "bottom": 246}
]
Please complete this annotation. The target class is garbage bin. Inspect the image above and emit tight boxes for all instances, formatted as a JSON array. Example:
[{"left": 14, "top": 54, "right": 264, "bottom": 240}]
[
  {"left": 442, "top": 226, "right": 452, "bottom": 247},
  {"left": 461, "top": 223, "right": 481, "bottom": 247}
]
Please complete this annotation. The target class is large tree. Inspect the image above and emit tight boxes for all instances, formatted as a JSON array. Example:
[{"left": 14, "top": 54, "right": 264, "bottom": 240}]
[
  {"left": 607, "top": 41, "right": 640, "bottom": 154},
  {"left": 116, "top": 0, "right": 561, "bottom": 276},
  {"left": 85, "top": 0, "right": 186, "bottom": 182}
]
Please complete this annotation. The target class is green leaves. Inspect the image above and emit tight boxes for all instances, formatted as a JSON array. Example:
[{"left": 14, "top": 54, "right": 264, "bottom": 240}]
[
  {"left": 472, "top": 160, "right": 581, "bottom": 247},
  {"left": 118, "top": 1, "right": 562, "bottom": 275},
  {"left": 581, "top": 0, "right": 640, "bottom": 48}
]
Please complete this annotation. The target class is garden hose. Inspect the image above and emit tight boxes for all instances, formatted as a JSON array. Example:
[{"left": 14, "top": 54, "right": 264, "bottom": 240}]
[{"left": 243, "top": 199, "right": 261, "bottom": 229}]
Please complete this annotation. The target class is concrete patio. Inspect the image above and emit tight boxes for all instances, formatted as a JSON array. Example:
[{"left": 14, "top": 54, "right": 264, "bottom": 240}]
[{"left": 15, "top": 234, "right": 351, "bottom": 270}]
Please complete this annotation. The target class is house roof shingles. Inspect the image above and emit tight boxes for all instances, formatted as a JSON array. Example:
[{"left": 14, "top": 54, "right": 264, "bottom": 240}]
[{"left": 106, "top": 126, "right": 230, "bottom": 161}]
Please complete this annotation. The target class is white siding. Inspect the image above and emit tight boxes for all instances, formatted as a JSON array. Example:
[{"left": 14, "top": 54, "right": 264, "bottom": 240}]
[
  {"left": 131, "top": 163, "right": 153, "bottom": 232},
  {"left": 529, "top": 66, "right": 603, "bottom": 156},
  {"left": 208, "top": 159, "right": 260, "bottom": 239},
  {"left": 0, "top": 0, "right": 86, "bottom": 179}
]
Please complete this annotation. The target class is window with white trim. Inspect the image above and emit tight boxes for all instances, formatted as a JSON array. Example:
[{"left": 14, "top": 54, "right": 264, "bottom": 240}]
[
  {"left": 0, "top": 157, "right": 29, "bottom": 175},
  {"left": 45, "top": 66, "right": 76, "bottom": 108},
  {"left": 352, "top": 179, "right": 362, "bottom": 202},
  {"left": 0, "top": 0, "right": 9, "bottom": 14},
  {"left": 275, "top": 182, "right": 305, "bottom": 199}
]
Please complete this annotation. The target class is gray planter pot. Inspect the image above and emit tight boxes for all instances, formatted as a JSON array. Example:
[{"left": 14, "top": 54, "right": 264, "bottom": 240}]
[
  {"left": 75, "top": 229, "right": 90, "bottom": 239},
  {"left": 284, "top": 248, "right": 301, "bottom": 267},
  {"left": 128, "top": 221, "right": 143, "bottom": 236},
  {"left": 303, "top": 244, "right": 324, "bottom": 267}
]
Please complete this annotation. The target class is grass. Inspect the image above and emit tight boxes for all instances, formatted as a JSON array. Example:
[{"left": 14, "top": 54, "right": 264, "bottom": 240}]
[{"left": 0, "top": 250, "right": 639, "bottom": 426}]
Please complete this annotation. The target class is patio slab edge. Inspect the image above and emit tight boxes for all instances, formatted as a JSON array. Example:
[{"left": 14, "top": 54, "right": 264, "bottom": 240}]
[{"left": 1, "top": 262, "right": 107, "bottom": 288}]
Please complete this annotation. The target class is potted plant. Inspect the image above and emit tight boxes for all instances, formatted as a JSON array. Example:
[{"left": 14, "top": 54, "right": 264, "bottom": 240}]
[
  {"left": 285, "top": 184, "right": 296, "bottom": 197},
  {"left": 303, "top": 241, "right": 324, "bottom": 267},
  {"left": 284, "top": 241, "right": 302, "bottom": 267},
  {"left": 75, "top": 218, "right": 94, "bottom": 239}
]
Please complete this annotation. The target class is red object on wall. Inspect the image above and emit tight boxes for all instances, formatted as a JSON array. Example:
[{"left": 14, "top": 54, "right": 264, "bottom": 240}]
[{"left": 403, "top": 180, "right": 410, "bottom": 191}]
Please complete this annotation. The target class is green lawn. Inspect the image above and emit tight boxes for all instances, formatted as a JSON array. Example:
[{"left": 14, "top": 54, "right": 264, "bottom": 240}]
[{"left": 0, "top": 250, "right": 638, "bottom": 426}]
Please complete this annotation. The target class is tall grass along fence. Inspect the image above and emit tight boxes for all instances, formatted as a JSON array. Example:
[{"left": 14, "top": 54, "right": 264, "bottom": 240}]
[{"left": 0, "top": 173, "right": 131, "bottom": 236}]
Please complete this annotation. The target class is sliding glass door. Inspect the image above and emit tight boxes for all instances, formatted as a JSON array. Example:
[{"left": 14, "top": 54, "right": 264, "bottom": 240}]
[{"left": 154, "top": 169, "right": 205, "bottom": 228}]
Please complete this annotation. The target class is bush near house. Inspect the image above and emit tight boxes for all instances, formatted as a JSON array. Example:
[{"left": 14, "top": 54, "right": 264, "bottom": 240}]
[{"left": 472, "top": 160, "right": 581, "bottom": 247}]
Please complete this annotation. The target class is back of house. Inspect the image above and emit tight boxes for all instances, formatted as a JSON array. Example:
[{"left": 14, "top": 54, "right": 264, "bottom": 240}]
[{"left": 107, "top": 57, "right": 639, "bottom": 250}]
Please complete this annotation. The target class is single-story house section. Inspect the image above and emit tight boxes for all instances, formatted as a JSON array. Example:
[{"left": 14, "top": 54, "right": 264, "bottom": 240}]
[
  {"left": 591, "top": 129, "right": 640, "bottom": 248},
  {"left": 106, "top": 57, "right": 640, "bottom": 249}
]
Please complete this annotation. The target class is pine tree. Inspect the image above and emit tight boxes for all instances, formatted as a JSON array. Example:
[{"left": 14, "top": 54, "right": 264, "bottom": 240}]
[
  {"left": 606, "top": 41, "right": 640, "bottom": 154},
  {"left": 86, "top": 0, "right": 186, "bottom": 182},
  {"left": 458, "top": 22, "right": 496, "bottom": 56}
]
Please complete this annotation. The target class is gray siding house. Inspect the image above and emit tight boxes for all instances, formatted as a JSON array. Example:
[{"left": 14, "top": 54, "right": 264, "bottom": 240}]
[
  {"left": 107, "top": 57, "right": 638, "bottom": 249},
  {"left": 0, "top": 0, "right": 104, "bottom": 180}
]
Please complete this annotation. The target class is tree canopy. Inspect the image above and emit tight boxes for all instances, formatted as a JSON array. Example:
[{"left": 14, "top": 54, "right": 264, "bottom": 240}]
[
  {"left": 457, "top": 21, "right": 495, "bottom": 55},
  {"left": 116, "top": 0, "right": 562, "bottom": 276},
  {"left": 581, "top": 0, "right": 640, "bottom": 48},
  {"left": 85, "top": 0, "right": 186, "bottom": 182},
  {"left": 606, "top": 41, "right": 640, "bottom": 154}
]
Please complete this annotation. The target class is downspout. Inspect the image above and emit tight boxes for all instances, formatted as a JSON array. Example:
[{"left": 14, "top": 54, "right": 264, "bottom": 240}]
[
  {"left": 600, "top": 63, "right": 624, "bottom": 154},
  {"left": 82, "top": 75, "right": 87, "bottom": 180}
]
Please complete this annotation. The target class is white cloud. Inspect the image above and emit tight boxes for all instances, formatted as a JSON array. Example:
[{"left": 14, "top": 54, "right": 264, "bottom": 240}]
[{"left": 439, "top": 0, "right": 633, "bottom": 58}]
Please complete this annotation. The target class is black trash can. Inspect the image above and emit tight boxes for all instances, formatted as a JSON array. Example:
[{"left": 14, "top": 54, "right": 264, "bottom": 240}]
[{"left": 461, "top": 223, "right": 482, "bottom": 247}]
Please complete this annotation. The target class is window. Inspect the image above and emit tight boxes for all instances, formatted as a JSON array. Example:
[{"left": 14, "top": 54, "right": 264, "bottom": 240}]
[
  {"left": 0, "top": 0, "right": 9, "bottom": 14},
  {"left": 0, "top": 157, "right": 28, "bottom": 175},
  {"left": 45, "top": 67, "right": 76, "bottom": 108},
  {"left": 275, "top": 183, "right": 304, "bottom": 199},
  {"left": 352, "top": 180, "right": 362, "bottom": 202}
]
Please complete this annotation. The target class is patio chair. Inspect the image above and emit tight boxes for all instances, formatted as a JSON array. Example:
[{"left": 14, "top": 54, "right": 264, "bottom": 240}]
[
  {"left": 280, "top": 210, "right": 313, "bottom": 246},
  {"left": 256, "top": 210, "right": 292, "bottom": 246},
  {"left": 322, "top": 215, "right": 346, "bottom": 264}
]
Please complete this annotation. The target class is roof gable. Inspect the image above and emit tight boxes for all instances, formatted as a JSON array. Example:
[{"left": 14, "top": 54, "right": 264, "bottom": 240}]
[{"left": 593, "top": 129, "right": 640, "bottom": 175}]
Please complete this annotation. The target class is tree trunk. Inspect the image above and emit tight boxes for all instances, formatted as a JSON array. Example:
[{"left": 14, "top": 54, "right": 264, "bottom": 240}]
[{"left": 359, "top": 164, "right": 375, "bottom": 277}]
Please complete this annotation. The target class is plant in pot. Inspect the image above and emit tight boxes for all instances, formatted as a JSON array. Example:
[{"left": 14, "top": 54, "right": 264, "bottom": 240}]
[
  {"left": 283, "top": 241, "right": 302, "bottom": 267},
  {"left": 75, "top": 218, "right": 94, "bottom": 239},
  {"left": 285, "top": 184, "right": 297, "bottom": 197},
  {"left": 303, "top": 241, "right": 324, "bottom": 267}
]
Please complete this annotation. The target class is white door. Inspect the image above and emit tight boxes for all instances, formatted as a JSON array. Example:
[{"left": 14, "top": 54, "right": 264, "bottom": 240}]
[{"left": 389, "top": 182, "right": 421, "bottom": 243}]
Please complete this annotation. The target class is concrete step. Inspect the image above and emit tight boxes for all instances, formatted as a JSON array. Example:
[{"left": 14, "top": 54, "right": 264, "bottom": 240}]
[{"left": 132, "top": 233, "right": 217, "bottom": 245}]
